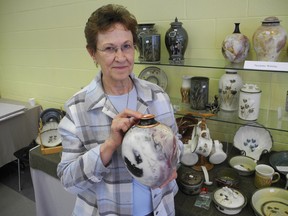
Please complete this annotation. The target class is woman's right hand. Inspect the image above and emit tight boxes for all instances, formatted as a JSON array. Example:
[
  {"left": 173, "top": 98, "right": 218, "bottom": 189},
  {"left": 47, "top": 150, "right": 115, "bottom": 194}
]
[{"left": 100, "top": 109, "right": 143, "bottom": 166}]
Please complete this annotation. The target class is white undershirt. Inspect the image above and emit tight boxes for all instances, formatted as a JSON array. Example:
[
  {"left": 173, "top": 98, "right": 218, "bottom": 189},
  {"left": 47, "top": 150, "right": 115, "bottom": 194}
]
[{"left": 107, "top": 86, "right": 153, "bottom": 215}]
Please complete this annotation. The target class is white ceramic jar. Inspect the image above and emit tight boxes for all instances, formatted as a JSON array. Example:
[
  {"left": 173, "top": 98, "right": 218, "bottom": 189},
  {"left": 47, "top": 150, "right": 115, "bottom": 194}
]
[
  {"left": 219, "top": 69, "right": 243, "bottom": 111},
  {"left": 238, "top": 84, "right": 262, "bottom": 120}
]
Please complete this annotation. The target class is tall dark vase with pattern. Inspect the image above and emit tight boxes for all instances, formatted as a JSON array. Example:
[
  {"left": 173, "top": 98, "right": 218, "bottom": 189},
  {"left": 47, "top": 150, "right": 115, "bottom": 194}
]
[{"left": 165, "top": 17, "right": 188, "bottom": 64}]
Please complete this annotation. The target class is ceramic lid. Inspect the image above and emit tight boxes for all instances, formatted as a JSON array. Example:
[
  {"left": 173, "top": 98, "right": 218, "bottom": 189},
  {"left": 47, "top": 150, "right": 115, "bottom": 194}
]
[
  {"left": 179, "top": 171, "right": 203, "bottom": 186},
  {"left": 240, "top": 84, "right": 261, "bottom": 93},
  {"left": 213, "top": 187, "right": 246, "bottom": 209},
  {"left": 170, "top": 17, "right": 183, "bottom": 27},
  {"left": 262, "top": 16, "right": 280, "bottom": 24}
]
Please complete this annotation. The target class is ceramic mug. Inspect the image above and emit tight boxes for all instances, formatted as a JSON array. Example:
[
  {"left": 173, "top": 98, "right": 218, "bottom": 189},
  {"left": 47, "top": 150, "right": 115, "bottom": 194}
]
[
  {"left": 254, "top": 164, "right": 280, "bottom": 188},
  {"left": 209, "top": 140, "right": 227, "bottom": 164},
  {"left": 191, "top": 130, "right": 213, "bottom": 157}
]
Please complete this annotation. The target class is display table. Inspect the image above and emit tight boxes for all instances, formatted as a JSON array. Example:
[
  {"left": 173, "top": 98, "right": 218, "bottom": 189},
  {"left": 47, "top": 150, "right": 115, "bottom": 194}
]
[
  {"left": 0, "top": 98, "right": 41, "bottom": 167},
  {"left": 29, "top": 145, "right": 286, "bottom": 216}
]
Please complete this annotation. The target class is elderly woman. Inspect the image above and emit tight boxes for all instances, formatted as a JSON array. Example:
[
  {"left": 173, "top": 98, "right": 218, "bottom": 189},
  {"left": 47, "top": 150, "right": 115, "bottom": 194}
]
[{"left": 57, "top": 4, "right": 183, "bottom": 216}]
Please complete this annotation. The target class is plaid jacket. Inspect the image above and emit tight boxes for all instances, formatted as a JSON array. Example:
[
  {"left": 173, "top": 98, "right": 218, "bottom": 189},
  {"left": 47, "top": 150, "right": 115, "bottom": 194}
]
[{"left": 57, "top": 72, "right": 183, "bottom": 216}]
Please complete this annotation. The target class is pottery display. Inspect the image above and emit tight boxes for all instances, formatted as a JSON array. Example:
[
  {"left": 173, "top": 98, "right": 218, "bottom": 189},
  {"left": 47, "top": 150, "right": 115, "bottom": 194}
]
[
  {"left": 253, "top": 16, "right": 287, "bottom": 62},
  {"left": 121, "top": 114, "right": 178, "bottom": 188},
  {"left": 165, "top": 17, "right": 188, "bottom": 63},
  {"left": 219, "top": 69, "right": 243, "bottom": 111},
  {"left": 222, "top": 23, "right": 250, "bottom": 63},
  {"left": 190, "top": 76, "right": 209, "bottom": 110},
  {"left": 238, "top": 84, "right": 261, "bottom": 120},
  {"left": 137, "top": 23, "right": 157, "bottom": 61}
]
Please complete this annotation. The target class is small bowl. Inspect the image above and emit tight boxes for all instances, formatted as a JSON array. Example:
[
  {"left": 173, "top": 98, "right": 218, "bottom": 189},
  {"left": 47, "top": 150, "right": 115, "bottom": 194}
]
[
  {"left": 215, "top": 168, "right": 240, "bottom": 187},
  {"left": 229, "top": 155, "right": 257, "bottom": 176}
]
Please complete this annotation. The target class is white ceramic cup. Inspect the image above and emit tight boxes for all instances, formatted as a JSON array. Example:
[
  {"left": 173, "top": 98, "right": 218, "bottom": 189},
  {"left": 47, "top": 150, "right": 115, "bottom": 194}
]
[
  {"left": 191, "top": 130, "right": 213, "bottom": 157},
  {"left": 254, "top": 164, "right": 280, "bottom": 188},
  {"left": 209, "top": 140, "right": 227, "bottom": 164}
]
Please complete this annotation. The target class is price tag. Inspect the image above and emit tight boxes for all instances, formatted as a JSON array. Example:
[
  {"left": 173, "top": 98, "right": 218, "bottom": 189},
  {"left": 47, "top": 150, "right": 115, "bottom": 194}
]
[{"left": 244, "top": 60, "right": 288, "bottom": 72}]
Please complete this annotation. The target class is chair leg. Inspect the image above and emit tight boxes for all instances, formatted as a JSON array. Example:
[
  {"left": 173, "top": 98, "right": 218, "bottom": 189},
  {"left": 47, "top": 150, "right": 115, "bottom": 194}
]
[{"left": 17, "top": 158, "right": 21, "bottom": 191}]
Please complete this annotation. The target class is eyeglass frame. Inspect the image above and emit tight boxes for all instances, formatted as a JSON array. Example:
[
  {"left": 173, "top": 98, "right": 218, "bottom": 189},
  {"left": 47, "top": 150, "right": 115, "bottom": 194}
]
[{"left": 96, "top": 42, "right": 136, "bottom": 55}]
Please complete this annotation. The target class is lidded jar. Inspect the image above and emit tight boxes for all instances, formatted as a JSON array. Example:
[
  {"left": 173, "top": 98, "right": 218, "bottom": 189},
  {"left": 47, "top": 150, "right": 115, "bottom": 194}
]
[
  {"left": 122, "top": 114, "right": 178, "bottom": 188},
  {"left": 238, "top": 84, "right": 262, "bottom": 121},
  {"left": 219, "top": 69, "right": 243, "bottom": 111},
  {"left": 222, "top": 23, "right": 250, "bottom": 63},
  {"left": 253, "top": 16, "right": 287, "bottom": 62},
  {"left": 165, "top": 17, "right": 188, "bottom": 63}
]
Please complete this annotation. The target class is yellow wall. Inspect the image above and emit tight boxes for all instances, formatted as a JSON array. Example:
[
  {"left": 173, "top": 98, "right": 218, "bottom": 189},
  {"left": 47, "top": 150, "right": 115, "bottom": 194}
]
[{"left": 0, "top": 0, "right": 287, "bottom": 149}]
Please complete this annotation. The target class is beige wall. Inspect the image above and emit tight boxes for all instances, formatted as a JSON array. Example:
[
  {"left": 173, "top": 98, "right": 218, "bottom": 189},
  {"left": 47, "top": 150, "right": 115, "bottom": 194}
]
[{"left": 0, "top": 0, "right": 287, "bottom": 149}]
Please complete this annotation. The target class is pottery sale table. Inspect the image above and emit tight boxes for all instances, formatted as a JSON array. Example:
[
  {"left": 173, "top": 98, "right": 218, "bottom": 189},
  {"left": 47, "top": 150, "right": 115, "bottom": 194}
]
[{"left": 29, "top": 144, "right": 286, "bottom": 216}]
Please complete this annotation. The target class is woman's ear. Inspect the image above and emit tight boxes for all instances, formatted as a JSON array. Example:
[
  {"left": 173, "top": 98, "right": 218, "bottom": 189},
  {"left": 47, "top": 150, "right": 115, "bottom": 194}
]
[{"left": 86, "top": 46, "right": 98, "bottom": 67}]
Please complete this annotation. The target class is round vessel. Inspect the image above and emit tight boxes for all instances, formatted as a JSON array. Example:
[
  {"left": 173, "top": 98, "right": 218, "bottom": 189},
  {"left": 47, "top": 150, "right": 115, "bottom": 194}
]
[
  {"left": 253, "top": 16, "right": 287, "bottom": 62},
  {"left": 122, "top": 114, "right": 178, "bottom": 188}
]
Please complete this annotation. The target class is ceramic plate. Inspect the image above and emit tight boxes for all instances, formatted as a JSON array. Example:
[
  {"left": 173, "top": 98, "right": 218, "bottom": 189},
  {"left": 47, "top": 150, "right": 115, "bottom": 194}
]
[
  {"left": 36, "top": 122, "right": 62, "bottom": 147},
  {"left": 233, "top": 123, "right": 273, "bottom": 161},
  {"left": 251, "top": 187, "right": 288, "bottom": 216},
  {"left": 138, "top": 66, "right": 168, "bottom": 90},
  {"left": 269, "top": 151, "right": 288, "bottom": 176}
]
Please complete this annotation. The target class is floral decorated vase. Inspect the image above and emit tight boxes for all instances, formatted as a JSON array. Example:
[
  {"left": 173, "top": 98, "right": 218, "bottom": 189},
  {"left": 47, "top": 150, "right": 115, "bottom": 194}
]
[
  {"left": 253, "top": 16, "right": 287, "bottom": 62},
  {"left": 222, "top": 23, "right": 250, "bottom": 63},
  {"left": 219, "top": 69, "right": 243, "bottom": 111},
  {"left": 165, "top": 17, "right": 188, "bottom": 63},
  {"left": 122, "top": 114, "right": 178, "bottom": 188}
]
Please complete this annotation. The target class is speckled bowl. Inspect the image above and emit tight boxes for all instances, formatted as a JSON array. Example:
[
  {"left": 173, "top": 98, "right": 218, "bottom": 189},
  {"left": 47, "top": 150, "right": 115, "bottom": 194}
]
[{"left": 229, "top": 155, "right": 257, "bottom": 176}]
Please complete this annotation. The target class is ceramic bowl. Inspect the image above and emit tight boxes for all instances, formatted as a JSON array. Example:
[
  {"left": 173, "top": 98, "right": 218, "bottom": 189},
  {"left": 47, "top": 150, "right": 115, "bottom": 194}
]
[
  {"left": 215, "top": 168, "right": 240, "bottom": 187},
  {"left": 269, "top": 151, "right": 288, "bottom": 176},
  {"left": 229, "top": 155, "right": 257, "bottom": 176},
  {"left": 251, "top": 187, "right": 288, "bottom": 216},
  {"left": 212, "top": 186, "right": 247, "bottom": 215}
]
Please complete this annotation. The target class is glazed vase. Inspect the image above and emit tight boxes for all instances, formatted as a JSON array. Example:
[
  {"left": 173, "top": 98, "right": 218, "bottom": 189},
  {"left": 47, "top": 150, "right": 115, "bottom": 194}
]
[
  {"left": 190, "top": 77, "right": 209, "bottom": 110},
  {"left": 253, "top": 16, "right": 287, "bottom": 62},
  {"left": 238, "top": 84, "right": 262, "bottom": 121},
  {"left": 165, "top": 17, "right": 188, "bottom": 63},
  {"left": 219, "top": 69, "right": 243, "bottom": 111},
  {"left": 137, "top": 23, "right": 157, "bottom": 62},
  {"left": 181, "top": 75, "right": 192, "bottom": 103},
  {"left": 141, "top": 34, "right": 161, "bottom": 62},
  {"left": 122, "top": 114, "right": 178, "bottom": 188},
  {"left": 222, "top": 23, "right": 250, "bottom": 63}
]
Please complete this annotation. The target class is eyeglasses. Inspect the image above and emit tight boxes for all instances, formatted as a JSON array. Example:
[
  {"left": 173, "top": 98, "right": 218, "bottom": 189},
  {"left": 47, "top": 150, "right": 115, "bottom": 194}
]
[{"left": 97, "top": 42, "right": 135, "bottom": 55}]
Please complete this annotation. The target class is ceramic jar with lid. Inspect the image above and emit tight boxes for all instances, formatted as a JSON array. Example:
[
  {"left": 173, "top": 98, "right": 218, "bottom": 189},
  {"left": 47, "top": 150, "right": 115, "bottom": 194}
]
[
  {"left": 178, "top": 170, "right": 203, "bottom": 195},
  {"left": 238, "top": 84, "right": 262, "bottom": 121},
  {"left": 222, "top": 23, "right": 250, "bottom": 63},
  {"left": 212, "top": 187, "right": 247, "bottom": 215},
  {"left": 219, "top": 69, "right": 243, "bottom": 111},
  {"left": 165, "top": 17, "right": 188, "bottom": 63},
  {"left": 122, "top": 114, "right": 178, "bottom": 188},
  {"left": 253, "top": 16, "right": 287, "bottom": 62}
]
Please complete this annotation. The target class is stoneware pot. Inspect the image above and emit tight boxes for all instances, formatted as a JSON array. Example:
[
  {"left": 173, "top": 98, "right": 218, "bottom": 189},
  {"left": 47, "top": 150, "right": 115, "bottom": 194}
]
[
  {"left": 222, "top": 23, "right": 250, "bottom": 63},
  {"left": 178, "top": 170, "right": 203, "bottom": 195},
  {"left": 253, "top": 16, "right": 287, "bottom": 62},
  {"left": 137, "top": 23, "right": 157, "bottom": 61},
  {"left": 122, "top": 114, "right": 178, "bottom": 188}
]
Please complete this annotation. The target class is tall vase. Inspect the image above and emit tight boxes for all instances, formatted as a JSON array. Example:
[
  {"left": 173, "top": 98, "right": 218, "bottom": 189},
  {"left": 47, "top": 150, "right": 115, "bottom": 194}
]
[
  {"left": 165, "top": 17, "right": 188, "bottom": 63},
  {"left": 190, "top": 77, "right": 209, "bottom": 110},
  {"left": 181, "top": 75, "right": 191, "bottom": 103},
  {"left": 219, "top": 69, "right": 243, "bottom": 111},
  {"left": 137, "top": 23, "right": 157, "bottom": 62},
  {"left": 253, "top": 16, "right": 287, "bottom": 62},
  {"left": 222, "top": 23, "right": 250, "bottom": 63}
]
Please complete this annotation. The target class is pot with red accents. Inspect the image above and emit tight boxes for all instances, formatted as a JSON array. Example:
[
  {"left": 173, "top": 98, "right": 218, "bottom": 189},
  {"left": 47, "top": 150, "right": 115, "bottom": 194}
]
[{"left": 122, "top": 114, "right": 178, "bottom": 188}]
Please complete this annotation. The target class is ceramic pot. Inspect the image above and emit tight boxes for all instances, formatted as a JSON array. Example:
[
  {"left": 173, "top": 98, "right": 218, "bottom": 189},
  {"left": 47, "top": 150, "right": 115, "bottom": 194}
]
[
  {"left": 190, "top": 77, "right": 209, "bottom": 110},
  {"left": 222, "top": 23, "right": 250, "bottom": 63},
  {"left": 178, "top": 170, "right": 203, "bottom": 195},
  {"left": 219, "top": 69, "right": 243, "bottom": 111},
  {"left": 253, "top": 16, "right": 287, "bottom": 62},
  {"left": 165, "top": 17, "right": 188, "bottom": 63},
  {"left": 142, "top": 34, "right": 161, "bottom": 62},
  {"left": 137, "top": 23, "right": 157, "bottom": 61},
  {"left": 122, "top": 114, "right": 178, "bottom": 188},
  {"left": 238, "top": 84, "right": 261, "bottom": 120}
]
